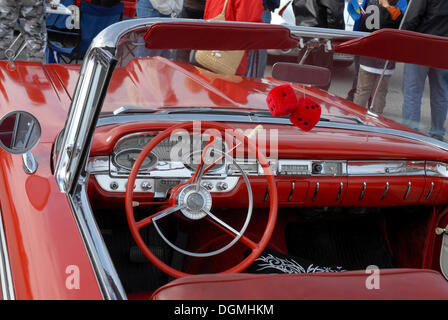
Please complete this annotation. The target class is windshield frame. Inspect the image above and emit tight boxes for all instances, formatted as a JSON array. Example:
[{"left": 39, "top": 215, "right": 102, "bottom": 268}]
[{"left": 54, "top": 18, "right": 371, "bottom": 194}]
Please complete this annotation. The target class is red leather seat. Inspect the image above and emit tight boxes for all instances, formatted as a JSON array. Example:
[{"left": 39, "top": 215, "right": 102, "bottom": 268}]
[{"left": 151, "top": 269, "right": 448, "bottom": 300}]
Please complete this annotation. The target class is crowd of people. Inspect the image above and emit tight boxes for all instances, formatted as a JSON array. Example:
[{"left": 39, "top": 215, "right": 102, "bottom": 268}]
[{"left": 0, "top": 0, "right": 447, "bottom": 139}]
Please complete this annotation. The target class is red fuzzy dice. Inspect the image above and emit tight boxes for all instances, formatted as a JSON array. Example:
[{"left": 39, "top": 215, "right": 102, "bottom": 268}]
[
  {"left": 266, "top": 84, "right": 298, "bottom": 117},
  {"left": 289, "top": 97, "right": 322, "bottom": 132}
]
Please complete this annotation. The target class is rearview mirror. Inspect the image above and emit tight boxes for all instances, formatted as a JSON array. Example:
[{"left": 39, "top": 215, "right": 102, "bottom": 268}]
[
  {"left": 272, "top": 62, "right": 331, "bottom": 88},
  {"left": 0, "top": 111, "right": 41, "bottom": 154}
]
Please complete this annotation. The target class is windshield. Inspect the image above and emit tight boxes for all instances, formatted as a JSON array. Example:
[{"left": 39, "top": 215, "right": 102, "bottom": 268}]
[{"left": 88, "top": 20, "right": 448, "bottom": 142}]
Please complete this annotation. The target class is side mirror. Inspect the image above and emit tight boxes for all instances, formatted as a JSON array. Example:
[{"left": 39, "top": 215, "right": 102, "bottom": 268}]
[
  {"left": 272, "top": 62, "right": 331, "bottom": 88},
  {"left": 0, "top": 111, "right": 41, "bottom": 154}
]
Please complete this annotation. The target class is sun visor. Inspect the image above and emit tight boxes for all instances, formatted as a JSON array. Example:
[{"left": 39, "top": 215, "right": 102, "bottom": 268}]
[
  {"left": 335, "top": 29, "right": 448, "bottom": 70},
  {"left": 143, "top": 21, "right": 299, "bottom": 50}
]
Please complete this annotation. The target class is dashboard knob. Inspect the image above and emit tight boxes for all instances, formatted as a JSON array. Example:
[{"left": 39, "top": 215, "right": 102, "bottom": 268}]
[
  {"left": 312, "top": 163, "right": 323, "bottom": 174},
  {"left": 110, "top": 181, "right": 119, "bottom": 190},
  {"left": 141, "top": 181, "right": 152, "bottom": 191},
  {"left": 216, "top": 182, "right": 228, "bottom": 191},
  {"left": 202, "top": 181, "right": 213, "bottom": 190}
]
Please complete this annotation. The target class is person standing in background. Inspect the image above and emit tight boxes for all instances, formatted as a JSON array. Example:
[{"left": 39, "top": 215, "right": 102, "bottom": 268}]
[
  {"left": 292, "top": 0, "right": 345, "bottom": 30},
  {"left": 262, "top": 0, "right": 280, "bottom": 23},
  {"left": 90, "top": 0, "right": 121, "bottom": 6},
  {"left": 346, "top": 0, "right": 367, "bottom": 101},
  {"left": 203, "top": 0, "right": 264, "bottom": 75},
  {"left": 353, "top": 0, "right": 403, "bottom": 114},
  {"left": 176, "top": 0, "right": 204, "bottom": 63},
  {"left": 181, "top": 0, "right": 206, "bottom": 19},
  {"left": 137, "top": 0, "right": 183, "bottom": 18},
  {"left": 246, "top": 0, "right": 280, "bottom": 77},
  {"left": 204, "top": 0, "right": 263, "bottom": 22},
  {"left": 0, "top": 0, "right": 49, "bottom": 63},
  {"left": 135, "top": 0, "right": 183, "bottom": 57},
  {"left": 401, "top": 0, "right": 448, "bottom": 141}
]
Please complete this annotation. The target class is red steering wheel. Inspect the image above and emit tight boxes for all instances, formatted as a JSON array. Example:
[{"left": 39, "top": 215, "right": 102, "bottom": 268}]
[{"left": 125, "top": 121, "right": 278, "bottom": 278}]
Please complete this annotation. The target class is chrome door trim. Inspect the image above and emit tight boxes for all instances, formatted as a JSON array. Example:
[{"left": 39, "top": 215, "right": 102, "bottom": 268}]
[
  {"left": 68, "top": 173, "right": 127, "bottom": 300},
  {"left": 0, "top": 208, "right": 14, "bottom": 300}
]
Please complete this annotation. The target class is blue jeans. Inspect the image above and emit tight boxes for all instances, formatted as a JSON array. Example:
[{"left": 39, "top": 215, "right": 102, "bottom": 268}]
[
  {"left": 402, "top": 64, "right": 448, "bottom": 137},
  {"left": 137, "top": 0, "right": 170, "bottom": 18},
  {"left": 261, "top": 11, "right": 271, "bottom": 24},
  {"left": 136, "top": 0, "right": 171, "bottom": 58}
]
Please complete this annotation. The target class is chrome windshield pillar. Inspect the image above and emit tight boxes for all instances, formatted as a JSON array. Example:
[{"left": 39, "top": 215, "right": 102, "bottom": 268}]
[{"left": 55, "top": 48, "right": 117, "bottom": 194}]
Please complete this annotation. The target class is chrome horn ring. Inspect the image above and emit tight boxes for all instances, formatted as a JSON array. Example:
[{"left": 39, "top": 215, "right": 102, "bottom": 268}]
[{"left": 153, "top": 148, "right": 253, "bottom": 258}]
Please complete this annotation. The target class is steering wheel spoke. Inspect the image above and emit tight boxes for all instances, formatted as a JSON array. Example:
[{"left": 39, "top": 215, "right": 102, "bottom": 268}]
[
  {"left": 203, "top": 209, "right": 241, "bottom": 237},
  {"left": 190, "top": 136, "right": 216, "bottom": 185},
  {"left": 204, "top": 211, "right": 258, "bottom": 250},
  {"left": 136, "top": 205, "right": 183, "bottom": 230}
]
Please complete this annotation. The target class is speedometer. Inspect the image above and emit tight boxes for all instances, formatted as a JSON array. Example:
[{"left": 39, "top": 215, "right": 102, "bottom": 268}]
[
  {"left": 183, "top": 138, "right": 227, "bottom": 172},
  {"left": 113, "top": 149, "right": 158, "bottom": 171}
]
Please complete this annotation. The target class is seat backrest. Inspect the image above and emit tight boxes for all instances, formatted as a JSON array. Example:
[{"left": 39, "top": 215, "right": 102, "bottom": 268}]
[
  {"left": 151, "top": 269, "right": 448, "bottom": 300},
  {"left": 77, "top": 0, "right": 124, "bottom": 55}
]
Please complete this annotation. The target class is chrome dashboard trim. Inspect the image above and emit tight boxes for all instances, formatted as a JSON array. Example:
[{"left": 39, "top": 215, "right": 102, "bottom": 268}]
[
  {"left": 89, "top": 155, "right": 448, "bottom": 197},
  {"left": 426, "top": 162, "right": 448, "bottom": 178},
  {"left": 0, "top": 207, "right": 15, "bottom": 300},
  {"left": 347, "top": 161, "right": 426, "bottom": 176}
]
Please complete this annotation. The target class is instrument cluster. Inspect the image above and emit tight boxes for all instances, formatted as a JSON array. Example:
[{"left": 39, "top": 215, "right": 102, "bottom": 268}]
[{"left": 111, "top": 131, "right": 228, "bottom": 177}]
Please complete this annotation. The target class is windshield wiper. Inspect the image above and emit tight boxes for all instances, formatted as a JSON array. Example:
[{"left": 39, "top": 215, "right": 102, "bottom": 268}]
[{"left": 164, "top": 108, "right": 256, "bottom": 116}]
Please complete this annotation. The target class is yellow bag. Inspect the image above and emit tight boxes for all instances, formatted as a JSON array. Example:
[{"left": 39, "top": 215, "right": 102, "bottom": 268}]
[{"left": 195, "top": 0, "right": 245, "bottom": 75}]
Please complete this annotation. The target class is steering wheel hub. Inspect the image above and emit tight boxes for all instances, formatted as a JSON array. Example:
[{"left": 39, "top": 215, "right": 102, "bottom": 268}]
[{"left": 177, "top": 184, "right": 212, "bottom": 220}]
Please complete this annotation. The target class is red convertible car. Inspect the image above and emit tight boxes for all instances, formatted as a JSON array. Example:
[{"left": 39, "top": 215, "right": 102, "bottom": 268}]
[{"left": 1, "top": 19, "right": 448, "bottom": 300}]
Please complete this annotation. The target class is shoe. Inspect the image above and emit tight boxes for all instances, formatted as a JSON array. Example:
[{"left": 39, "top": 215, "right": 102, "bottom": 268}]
[{"left": 430, "top": 134, "right": 445, "bottom": 142}]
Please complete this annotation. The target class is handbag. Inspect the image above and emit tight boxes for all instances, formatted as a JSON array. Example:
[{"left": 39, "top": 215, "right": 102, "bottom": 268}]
[{"left": 195, "top": 0, "right": 245, "bottom": 75}]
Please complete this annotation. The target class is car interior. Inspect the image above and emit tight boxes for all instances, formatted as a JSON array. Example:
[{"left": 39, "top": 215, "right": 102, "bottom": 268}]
[{"left": 52, "top": 21, "right": 448, "bottom": 299}]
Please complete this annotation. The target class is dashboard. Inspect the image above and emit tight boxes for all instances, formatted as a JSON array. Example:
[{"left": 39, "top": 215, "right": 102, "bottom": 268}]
[{"left": 87, "top": 130, "right": 448, "bottom": 207}]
